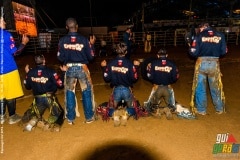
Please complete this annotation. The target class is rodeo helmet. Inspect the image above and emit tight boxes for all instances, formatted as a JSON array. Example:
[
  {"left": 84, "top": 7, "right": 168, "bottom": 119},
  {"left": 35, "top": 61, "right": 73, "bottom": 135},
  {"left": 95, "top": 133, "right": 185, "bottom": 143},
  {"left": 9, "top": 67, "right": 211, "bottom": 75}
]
[{"left": 116, "top": 42, "right": 127, "bottom": 55}]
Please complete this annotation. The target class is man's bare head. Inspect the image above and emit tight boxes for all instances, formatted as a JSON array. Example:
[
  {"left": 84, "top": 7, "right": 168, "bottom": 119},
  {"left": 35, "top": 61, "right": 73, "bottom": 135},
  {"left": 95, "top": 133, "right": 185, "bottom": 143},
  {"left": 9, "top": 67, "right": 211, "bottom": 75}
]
[{"left": 66, "top": 17, "right": 78, "bottom": 30}]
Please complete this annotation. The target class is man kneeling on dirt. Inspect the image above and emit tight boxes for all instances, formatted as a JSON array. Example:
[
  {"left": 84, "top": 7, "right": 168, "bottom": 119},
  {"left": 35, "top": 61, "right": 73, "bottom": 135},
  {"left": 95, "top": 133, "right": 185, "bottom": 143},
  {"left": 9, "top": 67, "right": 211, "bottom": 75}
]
[
  {"left": 101, "top": 42, "right": 140, "bottom": 127},
  {"left": 144, "top": 48, "right": 179, "bottom": 120},
  {"left": 21, "top": 54, "right": 64, "bottom": 132}
]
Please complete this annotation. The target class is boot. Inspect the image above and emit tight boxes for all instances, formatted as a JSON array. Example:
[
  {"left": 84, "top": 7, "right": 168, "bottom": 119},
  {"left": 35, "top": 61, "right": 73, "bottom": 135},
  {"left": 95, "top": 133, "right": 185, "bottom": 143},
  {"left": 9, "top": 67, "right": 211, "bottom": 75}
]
[
  {"left": 113, "top": 110, "right": 120, "bottom": 127},
  {"left": 121, "top": 109, "right": 128, "bottom": 126},
  {"left": 155, "top": 108, "right": 162, "bottom": 118},
  {"left": 23, "top": 117, "right": 38, "bottom": 131},
  {"left": 163, "top": 107, "right": 173, "bottom": 120}
]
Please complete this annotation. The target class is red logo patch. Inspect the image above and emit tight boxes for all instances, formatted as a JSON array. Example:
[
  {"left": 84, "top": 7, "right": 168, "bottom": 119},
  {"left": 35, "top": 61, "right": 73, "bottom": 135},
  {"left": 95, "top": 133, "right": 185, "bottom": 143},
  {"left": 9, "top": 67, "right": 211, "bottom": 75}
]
[
  {"left": 118, "top": 60, "right": 123, "bottom": 66},
  {"left": 70, "top": 36, "right": 76, "bottom": 43},
  {"left": 38, "top": 70, "right": 42, "bottom": 76},
  {"left": 161, "top": 60, "right": 166, "bottom": 65}
]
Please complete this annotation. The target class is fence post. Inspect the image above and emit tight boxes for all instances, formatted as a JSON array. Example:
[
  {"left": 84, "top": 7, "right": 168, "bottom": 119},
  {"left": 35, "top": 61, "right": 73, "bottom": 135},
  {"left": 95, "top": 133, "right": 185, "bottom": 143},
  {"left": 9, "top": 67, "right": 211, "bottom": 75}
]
[
  {"left": 153, "top": 31, "right": 156, "bottom": 47},
  {"left": 174, "top": 30, "right": 177, "bottom": 46},
  {"left": 236, "top": 28, "right": 239, "bottom": 46},
  {"left": 164, "top": 31, "right": 166, "bottom": 47}
]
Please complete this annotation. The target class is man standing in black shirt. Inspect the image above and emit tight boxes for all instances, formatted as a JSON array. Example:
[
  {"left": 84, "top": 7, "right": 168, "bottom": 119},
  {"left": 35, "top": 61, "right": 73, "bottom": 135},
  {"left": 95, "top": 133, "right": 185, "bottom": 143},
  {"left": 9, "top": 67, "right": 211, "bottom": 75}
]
[{"left": 57, "top": 17, "right": 96, "bottom": 125}]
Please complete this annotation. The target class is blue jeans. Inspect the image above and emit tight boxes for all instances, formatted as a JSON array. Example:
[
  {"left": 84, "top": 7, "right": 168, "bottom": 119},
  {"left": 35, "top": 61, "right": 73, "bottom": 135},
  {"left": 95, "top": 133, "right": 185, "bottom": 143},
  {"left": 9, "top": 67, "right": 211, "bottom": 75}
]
[
  {"left": 194, "top": 57, "right": 225, "bottom": 113},
  {"left": 113, "top": 86, "right": 132, "bottom": 108},
  {"left": 65, "top": 65, "right": 94, "bottom": 121}
]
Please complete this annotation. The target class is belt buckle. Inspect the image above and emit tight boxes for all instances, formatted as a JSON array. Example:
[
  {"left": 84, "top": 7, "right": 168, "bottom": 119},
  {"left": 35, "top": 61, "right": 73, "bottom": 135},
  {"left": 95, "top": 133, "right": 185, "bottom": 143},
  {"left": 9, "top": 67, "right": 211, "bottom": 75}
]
[
  {"left": 46, "top": 92, "right": 53, "bottom": 98},
  {"left": 67, "top": 63, "right": 72, "bottom": 67}
]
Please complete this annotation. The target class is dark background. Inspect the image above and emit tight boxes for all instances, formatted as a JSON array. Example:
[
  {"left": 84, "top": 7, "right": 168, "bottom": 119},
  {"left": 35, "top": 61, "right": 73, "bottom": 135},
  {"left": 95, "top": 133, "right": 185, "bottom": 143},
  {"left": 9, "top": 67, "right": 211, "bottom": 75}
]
[
  {"left": 1, "top": 0, "right": 240, "bottom": 29},
  {"left": 34, "top": 0, "right": 240, "bottom": 29}
]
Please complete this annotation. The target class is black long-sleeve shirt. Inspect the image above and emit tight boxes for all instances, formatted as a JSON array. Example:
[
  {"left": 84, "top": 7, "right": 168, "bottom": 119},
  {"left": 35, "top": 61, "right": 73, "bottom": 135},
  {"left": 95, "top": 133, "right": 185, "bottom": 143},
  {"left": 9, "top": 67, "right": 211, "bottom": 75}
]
[
  {"left": 147, "top": 56, "right": 179, "bottom": 85},
  {"left": 24, "top": 65, "right": 63, "bottom": 95},
  {"left": 102, "top": 56, "right": 138, "bottom": 88},
  {"left": 57, "top": 32, "right": 94, "bottom": 65},
  {"left": 189, "top": 27, "right": 227, "bottom": 58}
]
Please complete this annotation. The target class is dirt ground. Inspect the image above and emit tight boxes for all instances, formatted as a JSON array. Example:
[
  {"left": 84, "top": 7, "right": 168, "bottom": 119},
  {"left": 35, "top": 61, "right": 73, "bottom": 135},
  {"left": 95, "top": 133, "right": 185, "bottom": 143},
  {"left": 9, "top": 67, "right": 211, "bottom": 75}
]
[{"left": 0, "top": 45, "right": 240, "bottom": 160}]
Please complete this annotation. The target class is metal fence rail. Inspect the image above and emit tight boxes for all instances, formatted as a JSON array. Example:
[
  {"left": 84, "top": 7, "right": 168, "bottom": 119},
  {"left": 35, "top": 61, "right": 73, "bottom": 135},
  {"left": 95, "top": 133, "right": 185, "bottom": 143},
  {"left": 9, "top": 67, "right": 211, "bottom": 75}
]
[{"left": 13, "top": 29, "right": 240, "bottom": 54}]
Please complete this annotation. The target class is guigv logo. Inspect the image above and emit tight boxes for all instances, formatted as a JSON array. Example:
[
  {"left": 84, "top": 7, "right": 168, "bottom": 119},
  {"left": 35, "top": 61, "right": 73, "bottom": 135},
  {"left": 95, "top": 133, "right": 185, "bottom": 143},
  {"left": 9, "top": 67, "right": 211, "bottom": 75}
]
[{"left": 212, "top": 133, "right": 240, "bottom": 159}]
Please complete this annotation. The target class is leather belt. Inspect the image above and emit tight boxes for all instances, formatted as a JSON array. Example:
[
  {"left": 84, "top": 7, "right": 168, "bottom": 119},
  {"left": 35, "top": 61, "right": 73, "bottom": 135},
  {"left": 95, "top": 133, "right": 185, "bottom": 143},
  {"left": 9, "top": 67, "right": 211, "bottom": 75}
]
[
  {"left": 115, "top": 85, "right": 127, "bottom": 88},
  {"left": 66, "top": 63, "right": 83, "bottom": 67},
  {"left": 35, "top": 92, "right": 54, "bottom": 98},
  {"left": 198, "top": 57, "right": 219, "bottom": 61}
]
